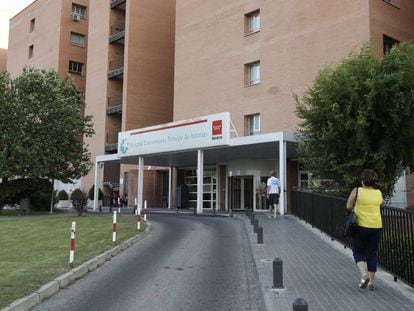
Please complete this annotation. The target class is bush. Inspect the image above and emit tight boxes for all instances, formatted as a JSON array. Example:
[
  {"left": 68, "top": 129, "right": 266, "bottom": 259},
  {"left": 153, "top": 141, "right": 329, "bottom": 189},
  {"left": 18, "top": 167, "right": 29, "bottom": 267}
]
[
  {"left": 57, "top": 190, "right": 69, "bottom": 200},
  {"left": 88, "top": 185, "right": 103, "bottom": 201},
  {"left": 0, "top": 178, "right": 52, "bottom": 211},
  {"left": 70, "top": 188, "right": 87, "bottom": 216}
]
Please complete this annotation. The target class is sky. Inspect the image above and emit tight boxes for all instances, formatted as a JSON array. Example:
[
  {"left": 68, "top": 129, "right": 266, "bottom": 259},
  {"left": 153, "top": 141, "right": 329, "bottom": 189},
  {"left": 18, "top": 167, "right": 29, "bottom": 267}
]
[{"left": 0, "top": 0, "right": 35, "bottom": 49}]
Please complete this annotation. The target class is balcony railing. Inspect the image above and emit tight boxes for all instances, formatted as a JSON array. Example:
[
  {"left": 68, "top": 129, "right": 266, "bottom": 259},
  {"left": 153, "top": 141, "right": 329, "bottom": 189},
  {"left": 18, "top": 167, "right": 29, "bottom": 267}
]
[
  {"left": 108, "top": 68, "right": 123, "bottom": 79},
  {"left": 105, "top": 143, "right": 118, "bottom": 153},
  {"left": 111, "top": 0, "right": 126, "bottom": 10},
  {"left": 109, "top": 29, "right": 125, "bottom": 44},
  {"left": 108, "top": 59, "right": 124, "bottom": 79},
  {"left": 106, "top": 104, "right": 123, "bottom": 115}
]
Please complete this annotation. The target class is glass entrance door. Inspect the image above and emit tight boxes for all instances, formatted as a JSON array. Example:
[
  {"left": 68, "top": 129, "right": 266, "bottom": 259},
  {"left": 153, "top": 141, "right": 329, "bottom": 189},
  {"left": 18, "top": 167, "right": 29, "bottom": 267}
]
[
  {"left": 229, "top": 176, "right": 253, "bottom": 210},
  {"left": 255, "top": 176, "right": 268, "bottom": 211}
]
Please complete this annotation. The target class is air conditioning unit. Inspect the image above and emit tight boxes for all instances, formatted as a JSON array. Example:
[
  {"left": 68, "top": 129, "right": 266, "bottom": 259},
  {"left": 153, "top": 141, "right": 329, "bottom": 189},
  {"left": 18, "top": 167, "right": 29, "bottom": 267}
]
[{"left": 72, "top": 13, "right": 81, "bottom": 21}]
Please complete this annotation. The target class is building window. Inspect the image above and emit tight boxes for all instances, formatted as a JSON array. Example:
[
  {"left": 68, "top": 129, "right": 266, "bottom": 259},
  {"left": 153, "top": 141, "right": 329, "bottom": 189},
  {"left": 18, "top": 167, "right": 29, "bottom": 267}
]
[
  {"left": 245, "top": 10, "right": 260, "bottom": 34},
  {"left": 245, "top": 61, "right": 260, "bottom": 86},
  {"left": 28, "top": 45, "right": 34, "bottom": 58},
  {"left": 30, "top": 18, "right": 35, "bottom": 32},
  {"left": 70, "top": 32, "right": 86, "bottom": 47},
  {"left": 246, "top": 114, "right": 260, "bottom": 136},
  {"left": 68, "top": 60, "right": 83, "bottom": 74},
  {"left": 72, "top": 3, "right": 86, "bottom": 20},
  {"left": 383, "top": 35, "right": 399, "bottom": 55}
]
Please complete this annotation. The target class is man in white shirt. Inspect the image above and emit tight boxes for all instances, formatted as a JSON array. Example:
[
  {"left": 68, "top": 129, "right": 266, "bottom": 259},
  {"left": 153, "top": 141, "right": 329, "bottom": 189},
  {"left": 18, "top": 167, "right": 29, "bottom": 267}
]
[{"left": 267, "top": 170, "right": 281, "bottom": 219}]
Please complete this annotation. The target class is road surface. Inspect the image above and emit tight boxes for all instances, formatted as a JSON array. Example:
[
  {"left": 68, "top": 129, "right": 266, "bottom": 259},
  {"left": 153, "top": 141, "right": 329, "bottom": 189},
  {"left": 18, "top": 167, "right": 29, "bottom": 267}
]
[{"left": 33, "top": 214, "right": 265, "bottom": 311}]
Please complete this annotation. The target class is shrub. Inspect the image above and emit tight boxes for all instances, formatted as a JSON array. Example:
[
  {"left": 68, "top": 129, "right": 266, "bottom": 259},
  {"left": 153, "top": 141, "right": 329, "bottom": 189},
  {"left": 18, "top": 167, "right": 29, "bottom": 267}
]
[
  {"left": 88, "top": 185, "right": 104, "bottom": 201},
  {"left": 70, "top": 188, "right": 87, "bottom": 216},
  {"left": 0, "top": 178, "right": 52, "bottom": 211},
  {"left": 57, "top": 190, "right": 69, "bottom": 200}
]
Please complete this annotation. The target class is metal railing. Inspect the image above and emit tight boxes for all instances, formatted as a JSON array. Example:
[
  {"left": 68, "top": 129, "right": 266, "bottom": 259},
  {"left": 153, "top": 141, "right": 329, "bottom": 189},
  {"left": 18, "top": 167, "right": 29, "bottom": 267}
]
[{"left": 291, "top": 190, "right": 414, "bottom": 287}]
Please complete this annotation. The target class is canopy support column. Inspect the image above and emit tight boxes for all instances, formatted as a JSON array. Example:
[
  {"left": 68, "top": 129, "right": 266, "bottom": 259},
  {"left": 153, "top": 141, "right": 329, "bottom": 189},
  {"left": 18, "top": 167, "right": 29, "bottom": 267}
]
[
  {"left": 138, "top": 157, "right": 144, "bottom": 210},
  {"left": 168, "top": 167, "right": 172, "bottom": 209},
  {"left": 279, "top": 136, "right": 287, "bottom": 215},
  {"left": 93, "top": 161, "right": 100, "bottom": 211},
  {"left": 197, "top": 149, "right": 204, "bottom": 214}
]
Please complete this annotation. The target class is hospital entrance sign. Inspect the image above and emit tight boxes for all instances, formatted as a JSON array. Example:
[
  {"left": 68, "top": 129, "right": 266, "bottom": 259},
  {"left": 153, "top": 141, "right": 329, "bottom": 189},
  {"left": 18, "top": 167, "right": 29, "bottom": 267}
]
[{"left": 118, "top": 112, "right": 231, "bottom": 157}]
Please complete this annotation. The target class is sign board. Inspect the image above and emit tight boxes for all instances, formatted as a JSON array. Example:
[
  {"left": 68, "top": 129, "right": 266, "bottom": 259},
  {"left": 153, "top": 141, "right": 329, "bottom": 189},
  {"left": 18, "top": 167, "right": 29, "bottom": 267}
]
[{"left": 118, "top": 112, "right": 230, "bottom": 157}]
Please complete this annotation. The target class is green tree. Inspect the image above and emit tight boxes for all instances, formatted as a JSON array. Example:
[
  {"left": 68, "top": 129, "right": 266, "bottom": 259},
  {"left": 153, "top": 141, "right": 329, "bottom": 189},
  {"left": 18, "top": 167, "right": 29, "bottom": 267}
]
[
  {"left": 296, "top": 43, "right": 414, "bottom": 198},
  {"left": 0, "top": 68, "right": 94, "bottom": 210}
]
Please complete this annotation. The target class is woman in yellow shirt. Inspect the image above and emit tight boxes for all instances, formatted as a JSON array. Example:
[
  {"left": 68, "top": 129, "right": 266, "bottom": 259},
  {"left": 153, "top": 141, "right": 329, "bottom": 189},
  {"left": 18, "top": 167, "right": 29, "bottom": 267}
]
[{"left": 346, "top": 169, "right": 383, "bottom": 290}]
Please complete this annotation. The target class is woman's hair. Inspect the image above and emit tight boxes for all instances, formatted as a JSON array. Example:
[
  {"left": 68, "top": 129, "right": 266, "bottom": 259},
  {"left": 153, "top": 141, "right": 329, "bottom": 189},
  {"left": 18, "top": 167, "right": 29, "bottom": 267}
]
[{"left": 361, "top": 169, "right": 378, "bottom": 187}]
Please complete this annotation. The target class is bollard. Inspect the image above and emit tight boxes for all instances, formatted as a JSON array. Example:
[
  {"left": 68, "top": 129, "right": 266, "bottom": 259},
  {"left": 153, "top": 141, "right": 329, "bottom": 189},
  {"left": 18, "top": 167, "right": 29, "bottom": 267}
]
[
  {"left": 253, "top": 219, "right": 259, "bottom": 233},
  {"left": 250, "top": 213, "right": 255, "bottom": 225},
  {"left": 272, "top": 258, "right": 284, "bottom": 289},
  {"left": 144, "top": 200, "right": 148, "bottom": 221},
  {"left": 69, "top": 221, "right": 76, "bottom": 267},
  {"left": 136, "top": 204, "right": 141, "bottom": 230},
  {"left": 257, "top": 226, "right": 263, "bottom": 244},
  {"left": 112, "top": 211, "right": 117, "bottom": 245},
  {"left": 293, "top": 298, "right": 308, "bottom": 311}
]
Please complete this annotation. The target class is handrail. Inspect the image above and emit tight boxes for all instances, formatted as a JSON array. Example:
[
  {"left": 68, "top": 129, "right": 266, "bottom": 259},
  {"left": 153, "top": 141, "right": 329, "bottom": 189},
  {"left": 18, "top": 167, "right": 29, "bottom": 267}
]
[{"left": 291, "top": 189, "right": 414, "bottom": 287}]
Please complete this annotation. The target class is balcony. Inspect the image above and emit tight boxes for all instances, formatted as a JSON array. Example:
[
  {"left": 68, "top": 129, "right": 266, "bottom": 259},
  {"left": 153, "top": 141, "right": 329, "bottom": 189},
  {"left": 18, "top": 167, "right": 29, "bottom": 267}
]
[
  {"left": 108, "top": 59, "right": 124, "bottom": 79},
  {"left": 109, "top": 29, "right": 125, "bottom": 45},
  {"left": 108, "top": 68, "right": 123, "bottom": 79},
  {"left": 105, "top": 143, "right": 118, "bottom": 154},
  {"left": 111, "top": 0, "right": 126, "bottom": 10},
  {"left": 107, "top": 104, "right": 123, "bottom": 115}
]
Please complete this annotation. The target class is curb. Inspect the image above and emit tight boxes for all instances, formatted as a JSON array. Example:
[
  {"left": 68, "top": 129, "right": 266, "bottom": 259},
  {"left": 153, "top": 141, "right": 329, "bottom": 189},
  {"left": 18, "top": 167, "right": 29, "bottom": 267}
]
[{"left": 1, "top": 221, "right": 152, "bottom": 311}]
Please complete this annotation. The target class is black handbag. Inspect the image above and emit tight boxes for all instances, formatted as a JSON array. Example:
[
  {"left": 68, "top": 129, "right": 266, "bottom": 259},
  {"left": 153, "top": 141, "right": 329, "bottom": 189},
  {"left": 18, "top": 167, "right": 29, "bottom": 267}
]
[
  {"left": 344, "top": 210, "right": 358, "bottom": 237},
  {"left": 344, "top": 187, "right": 359, "bottom": 237}
]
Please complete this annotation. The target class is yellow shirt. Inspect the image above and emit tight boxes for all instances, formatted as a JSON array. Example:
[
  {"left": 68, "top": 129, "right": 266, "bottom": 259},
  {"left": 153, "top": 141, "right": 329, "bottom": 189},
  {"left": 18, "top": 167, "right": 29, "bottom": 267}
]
[{"left": 354, "top": 188, "right": 383, "bottom": 229}]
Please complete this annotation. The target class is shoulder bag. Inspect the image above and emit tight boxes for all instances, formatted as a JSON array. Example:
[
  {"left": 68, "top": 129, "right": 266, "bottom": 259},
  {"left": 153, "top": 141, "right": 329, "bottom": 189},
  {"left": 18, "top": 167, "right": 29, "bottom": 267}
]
[{"left": 344, "top": 187, "right": 359, "bottom": 237}]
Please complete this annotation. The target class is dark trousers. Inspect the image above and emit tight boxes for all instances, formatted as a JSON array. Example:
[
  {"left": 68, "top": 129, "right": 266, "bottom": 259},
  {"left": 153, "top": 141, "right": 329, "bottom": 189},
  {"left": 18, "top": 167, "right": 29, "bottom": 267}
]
[{"left": 352, "top": 227, "right": 382, "bottom": 272}]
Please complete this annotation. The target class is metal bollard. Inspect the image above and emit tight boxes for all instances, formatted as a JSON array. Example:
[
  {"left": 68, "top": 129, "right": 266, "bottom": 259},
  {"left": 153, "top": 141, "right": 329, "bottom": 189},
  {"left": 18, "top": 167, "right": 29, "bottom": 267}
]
[
  {"left": 272, "top": 258, "right": 283, "bottom": 289},
  {"left": 257, "top": 226, "right": 263, "bottom": 244},
  {"left": 250, "top": 213, "right": 255, "bottom": 225},
  {"left": 293, "top": 298, "right": 308, "bottom": 311},
  {"left": 253, "top": 219, "right": 259, "bottom": 233}
]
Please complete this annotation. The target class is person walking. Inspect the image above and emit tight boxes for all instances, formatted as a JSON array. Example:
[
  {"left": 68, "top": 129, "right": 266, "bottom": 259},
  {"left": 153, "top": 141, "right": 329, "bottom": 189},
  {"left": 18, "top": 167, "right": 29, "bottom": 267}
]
[
  {"left": 266, "top": 170, "right": 281, "bottom": 220},
  {"left": 346, "top": 169, "right": 383, "bottom": 290}
]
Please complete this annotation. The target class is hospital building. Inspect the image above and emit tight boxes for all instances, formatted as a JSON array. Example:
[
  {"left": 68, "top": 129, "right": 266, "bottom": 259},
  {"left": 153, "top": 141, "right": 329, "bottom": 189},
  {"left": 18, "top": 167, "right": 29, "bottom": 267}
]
[{"left": 6, "top": 0, "right": 414, "bottom": 212}]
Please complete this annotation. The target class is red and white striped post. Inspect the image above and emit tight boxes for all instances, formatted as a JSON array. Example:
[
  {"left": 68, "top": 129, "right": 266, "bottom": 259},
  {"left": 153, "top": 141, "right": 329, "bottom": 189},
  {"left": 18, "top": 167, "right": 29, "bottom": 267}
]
[
  {"left": 144, "top": 200, "right": 148, "bottom": 221},
  {"left": 112, "top": 211, "right": 117, "bottom": 245},
  {"left": 69, "top": 221, "right": 76, "bottom": 267},
  {"left": 136, "top": 204, "right": 141, "bottom": 230}
]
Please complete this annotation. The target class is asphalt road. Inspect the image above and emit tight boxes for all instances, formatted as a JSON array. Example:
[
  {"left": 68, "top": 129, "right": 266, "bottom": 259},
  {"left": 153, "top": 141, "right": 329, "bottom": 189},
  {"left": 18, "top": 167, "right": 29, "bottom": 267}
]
[{"left": 33, "top": 214, "right": 266, "bottom": 311}]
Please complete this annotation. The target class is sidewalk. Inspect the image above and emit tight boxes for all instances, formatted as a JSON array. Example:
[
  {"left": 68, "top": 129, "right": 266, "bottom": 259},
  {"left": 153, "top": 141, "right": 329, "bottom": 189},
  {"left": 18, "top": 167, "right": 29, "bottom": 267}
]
[{"left": 241, "top": 213, "right": 414, "bottom": 311}]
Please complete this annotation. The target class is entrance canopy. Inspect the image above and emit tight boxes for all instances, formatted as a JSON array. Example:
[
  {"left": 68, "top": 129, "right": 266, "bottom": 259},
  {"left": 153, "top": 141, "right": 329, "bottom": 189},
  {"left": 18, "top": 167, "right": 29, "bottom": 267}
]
[
  {"left": 93, "top": 112, "right": 298, "bottom": 214},
  {"left": 97, "top": 132, "right": 298, "bottom": 167}
]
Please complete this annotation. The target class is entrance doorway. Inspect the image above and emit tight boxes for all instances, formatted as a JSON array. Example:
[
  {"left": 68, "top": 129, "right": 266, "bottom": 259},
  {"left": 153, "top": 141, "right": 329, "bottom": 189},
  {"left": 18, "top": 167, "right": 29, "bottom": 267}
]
[{"left": 229, "top": 176, "right": 253, "bottom": 210}]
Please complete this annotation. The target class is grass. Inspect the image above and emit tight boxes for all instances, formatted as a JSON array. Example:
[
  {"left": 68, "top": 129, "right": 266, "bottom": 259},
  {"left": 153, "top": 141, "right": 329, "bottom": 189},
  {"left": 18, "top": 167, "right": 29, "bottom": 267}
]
[
  {"left": 0, "top": 209, "right": 66, "bottom": 217},
  {"left": 0, "top": 214, "right": 146, "bottom": 309}
]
